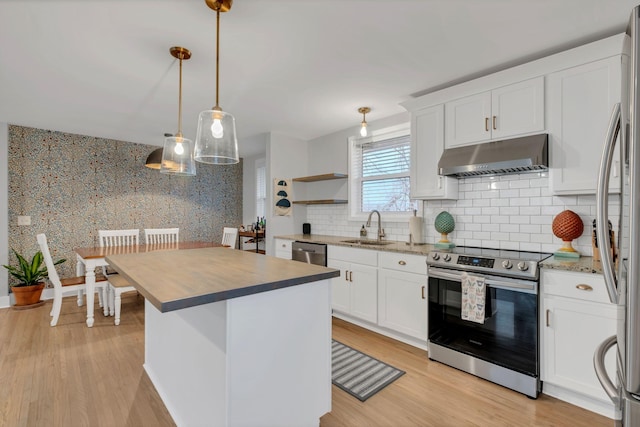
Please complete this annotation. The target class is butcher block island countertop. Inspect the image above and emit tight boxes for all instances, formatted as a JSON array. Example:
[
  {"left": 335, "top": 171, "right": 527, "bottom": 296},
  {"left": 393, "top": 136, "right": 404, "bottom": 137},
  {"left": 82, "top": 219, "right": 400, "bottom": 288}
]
[
  {"left": 105, "top": 247, "right": 338, "bottom": 427},
  {"left": 106, "top": 246, "right": 339, "bottom": 312}
]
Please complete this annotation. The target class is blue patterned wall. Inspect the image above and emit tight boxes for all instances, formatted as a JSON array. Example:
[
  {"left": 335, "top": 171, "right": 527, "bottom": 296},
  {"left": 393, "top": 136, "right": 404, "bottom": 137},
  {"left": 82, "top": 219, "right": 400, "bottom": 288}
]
[{"left": 7, "top": 125, "right": 242, "bottom": 280}]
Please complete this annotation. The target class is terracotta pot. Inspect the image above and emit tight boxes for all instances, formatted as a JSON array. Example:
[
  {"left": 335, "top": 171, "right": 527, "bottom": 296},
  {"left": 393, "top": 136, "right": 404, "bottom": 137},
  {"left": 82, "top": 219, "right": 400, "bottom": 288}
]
[{"left": 12, "top": 282, "right": 45, "bottom": 306}]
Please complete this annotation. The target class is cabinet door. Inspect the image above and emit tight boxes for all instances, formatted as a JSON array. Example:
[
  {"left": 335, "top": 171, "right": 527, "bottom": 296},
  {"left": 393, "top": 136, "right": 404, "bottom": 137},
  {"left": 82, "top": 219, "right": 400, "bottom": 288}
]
[
  {"left": 349, "top": 263, "right": 378, "bottom": 323},
  {"left": 491, "top": 76, "right": 544, "bottom": 139},
  {"left": 328, "top": 259, "right": 350, "bottom": 313},
  {"left": 445, "top": 91, "right": 492, "bottom": 147},
  {"left": 377, "top": 269, "right": 428, "bottom": 340},
  {"left": 542, "top": 296, "right": 618, "bottom": 403},
  {"left": 548, "top": 56, "right": 621, "bottom": 195},
  {"left": 274, "top": 239, "right": 292, "bottom": 259},
  {"left": 410, "top": 105, "right": 458, "bottom": 200}
]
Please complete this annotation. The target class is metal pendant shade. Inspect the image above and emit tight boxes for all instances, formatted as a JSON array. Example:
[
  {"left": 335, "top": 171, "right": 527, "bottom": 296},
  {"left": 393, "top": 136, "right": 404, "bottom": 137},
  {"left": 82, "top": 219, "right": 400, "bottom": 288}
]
[
  {"left": 145, "top": 147, "right": 163, "bottom": 169},
  {"left": 194, "top": 0, "right": 239, "bottom": 165},
  {"left": 161, "top": 46, "right": 196, "bottom": 176}
]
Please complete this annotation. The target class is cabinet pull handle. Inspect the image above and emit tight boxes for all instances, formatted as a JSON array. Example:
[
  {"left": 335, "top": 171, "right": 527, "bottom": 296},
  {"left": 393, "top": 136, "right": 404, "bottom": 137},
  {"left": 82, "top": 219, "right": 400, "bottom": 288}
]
[
  {"left": 349, "top": 271, "right": 353, "bottom": 282},
  {"left": 345, "top": 271, "right": 348, "bottom": 282},
  {"left": 576, "top": 284, "right": 593, "bottom": 291},
  {"left": 546, "top": 309, "right": 550, "bottom": 327},
  {"left": 398, "top": 260, "right": 406, "bottom": 266},
  {"left": 485, "top": 117, "right": 489, "bottom": 132},
  {"left": 492, "top": 115, "right": 497, "bottom": 130},
  {"left": 421, "top": 286, "right": 425, "bottom": 300}
]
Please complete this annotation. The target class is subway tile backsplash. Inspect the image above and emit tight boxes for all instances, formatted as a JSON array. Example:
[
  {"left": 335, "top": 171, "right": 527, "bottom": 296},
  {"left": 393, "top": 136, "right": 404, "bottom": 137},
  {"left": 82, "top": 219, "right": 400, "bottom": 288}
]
[{"left": 307, "top": 172, "right": 619, "bottom": 256}]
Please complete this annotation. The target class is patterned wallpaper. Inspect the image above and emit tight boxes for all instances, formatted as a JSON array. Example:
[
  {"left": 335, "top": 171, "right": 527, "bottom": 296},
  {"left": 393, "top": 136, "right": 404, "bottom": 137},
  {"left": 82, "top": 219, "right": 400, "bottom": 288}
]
[{"left": 7, "top": 125, "right": 242, "bottom": 280}]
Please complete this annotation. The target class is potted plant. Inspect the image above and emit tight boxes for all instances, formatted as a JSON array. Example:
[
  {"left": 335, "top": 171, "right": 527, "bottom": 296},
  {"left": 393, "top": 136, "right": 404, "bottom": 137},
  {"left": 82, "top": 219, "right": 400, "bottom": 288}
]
[{"left": 2, "top": 248, "right": 65, "bottom": 307}]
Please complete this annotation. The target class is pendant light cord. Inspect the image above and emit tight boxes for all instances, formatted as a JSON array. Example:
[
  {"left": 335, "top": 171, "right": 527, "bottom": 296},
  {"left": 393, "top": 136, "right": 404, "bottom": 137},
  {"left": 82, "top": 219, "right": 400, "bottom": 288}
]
[
  {"left": 215, "top": 8, "right": 220, "bottom": 109},
  {"left": 177, "top": 53, "right": 184, "bottom": 136}
]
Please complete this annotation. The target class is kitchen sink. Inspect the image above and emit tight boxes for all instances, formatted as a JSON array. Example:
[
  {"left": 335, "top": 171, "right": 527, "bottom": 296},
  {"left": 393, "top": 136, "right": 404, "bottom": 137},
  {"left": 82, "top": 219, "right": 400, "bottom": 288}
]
[{"left": 341, "top": 239, "right": 394, "bottom": 246}]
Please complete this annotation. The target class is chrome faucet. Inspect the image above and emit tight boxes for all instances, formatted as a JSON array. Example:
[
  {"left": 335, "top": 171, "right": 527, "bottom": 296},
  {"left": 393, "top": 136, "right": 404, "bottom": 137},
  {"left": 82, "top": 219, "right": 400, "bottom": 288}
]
[{"left": 366, "top": 210, "right": 385, "bottom": 242}]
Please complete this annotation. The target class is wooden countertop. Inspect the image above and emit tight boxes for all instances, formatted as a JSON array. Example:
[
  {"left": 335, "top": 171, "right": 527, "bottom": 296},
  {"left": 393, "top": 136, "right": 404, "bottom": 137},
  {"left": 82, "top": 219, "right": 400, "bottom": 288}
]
[{"left": 106, "top": 247, "right": 339, "bottom": 313}]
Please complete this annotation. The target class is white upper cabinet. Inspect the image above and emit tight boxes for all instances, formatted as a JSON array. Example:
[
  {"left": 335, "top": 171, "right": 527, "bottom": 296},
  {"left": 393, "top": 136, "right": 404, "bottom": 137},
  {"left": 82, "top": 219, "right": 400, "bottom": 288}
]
[
  {"left": 410, "top": 104, "right": 458, "bottom": 200},
  {"left": 548, "top": 56, "right": 622, "bottom": 195},
  {"left": 445, "top": 77, "right": 545, "bottom": 148}
]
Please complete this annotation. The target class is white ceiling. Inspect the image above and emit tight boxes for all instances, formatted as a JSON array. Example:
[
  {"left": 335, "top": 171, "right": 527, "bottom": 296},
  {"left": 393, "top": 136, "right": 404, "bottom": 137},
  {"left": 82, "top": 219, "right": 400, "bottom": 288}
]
[{"left": 1, "top": 0, "right": 638, "bottom": 158}]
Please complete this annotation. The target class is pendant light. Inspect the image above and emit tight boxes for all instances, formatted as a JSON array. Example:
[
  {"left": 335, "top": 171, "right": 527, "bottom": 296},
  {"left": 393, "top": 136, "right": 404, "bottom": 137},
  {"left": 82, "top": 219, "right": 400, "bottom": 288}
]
[
  {"left": 358, "top": 107, "right": 371, "bottom": 137},
  {"left": 145, "top": 134, "right": 174, "bottom": 170},
  {"left": 194, "top": 0, "right": 239, "bottom": 165},
  {"left": 145, "top": 148, "right": 163, "bottom": 170},
  {"left": 161, "top": 46, "right": 197, "bottom": 176}
]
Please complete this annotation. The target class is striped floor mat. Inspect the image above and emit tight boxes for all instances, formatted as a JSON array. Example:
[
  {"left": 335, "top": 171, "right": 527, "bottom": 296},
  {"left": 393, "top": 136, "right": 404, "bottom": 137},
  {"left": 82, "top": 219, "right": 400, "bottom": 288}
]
[{"left": 331, "top": 339, "right": 405, "bottom": 402}]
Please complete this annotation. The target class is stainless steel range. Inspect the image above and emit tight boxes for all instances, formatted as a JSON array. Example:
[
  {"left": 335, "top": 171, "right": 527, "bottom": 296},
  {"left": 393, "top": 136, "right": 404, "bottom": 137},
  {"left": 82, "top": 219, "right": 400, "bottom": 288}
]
[{"left": 427, "top": 246, "right": 552, "bottom": 398}]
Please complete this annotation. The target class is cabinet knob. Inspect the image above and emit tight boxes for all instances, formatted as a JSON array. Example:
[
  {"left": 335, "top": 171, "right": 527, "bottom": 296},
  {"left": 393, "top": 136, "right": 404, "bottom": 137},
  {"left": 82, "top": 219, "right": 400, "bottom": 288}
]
[
  {"left": 398, "top": 260, "right": 406, "bottom": 266},
  {"left": 576, "top": 284, "right": 593, "bottom": 291}
]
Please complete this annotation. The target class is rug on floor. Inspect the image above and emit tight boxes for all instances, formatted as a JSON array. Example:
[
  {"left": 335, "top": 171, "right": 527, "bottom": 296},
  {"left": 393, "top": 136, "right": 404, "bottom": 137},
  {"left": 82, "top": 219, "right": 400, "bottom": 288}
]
[{"left": 331, "top": 339, "right": 405, "bottom": 402}]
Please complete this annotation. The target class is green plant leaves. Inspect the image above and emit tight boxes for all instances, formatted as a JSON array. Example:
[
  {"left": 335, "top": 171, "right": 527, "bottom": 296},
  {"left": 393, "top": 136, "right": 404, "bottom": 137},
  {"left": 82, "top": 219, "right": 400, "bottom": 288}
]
[{"left": 1, "top": 248, "right": 66, "bottom": 287}]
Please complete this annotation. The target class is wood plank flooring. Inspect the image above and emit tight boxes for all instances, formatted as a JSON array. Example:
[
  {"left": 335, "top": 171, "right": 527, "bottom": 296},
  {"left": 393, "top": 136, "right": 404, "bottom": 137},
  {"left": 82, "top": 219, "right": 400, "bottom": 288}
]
[{"left": 0, "top": 296, "right": 612, "bottom": 426}]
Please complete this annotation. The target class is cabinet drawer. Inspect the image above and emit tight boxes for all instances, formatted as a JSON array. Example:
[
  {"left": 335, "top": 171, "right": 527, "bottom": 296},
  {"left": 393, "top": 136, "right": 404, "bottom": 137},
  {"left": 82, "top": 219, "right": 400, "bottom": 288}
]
[
  {"left": 274, "top": 239, "right": 292, "bottom": 253},
  {"left": 328, "top": 245, "right": 378, "bottom": 266},
  {"left": 379, "top": 252, "right": 427, "bottom": 275},
  {"left": 541, "top": 270, "right": 611, "bottom": 304}
]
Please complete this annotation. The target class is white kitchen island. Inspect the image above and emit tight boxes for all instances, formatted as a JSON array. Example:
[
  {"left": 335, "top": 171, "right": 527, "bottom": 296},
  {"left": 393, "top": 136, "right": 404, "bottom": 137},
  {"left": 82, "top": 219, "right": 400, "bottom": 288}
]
[{"left": 106, "top": 247, "right": 339, "bottom": 427}]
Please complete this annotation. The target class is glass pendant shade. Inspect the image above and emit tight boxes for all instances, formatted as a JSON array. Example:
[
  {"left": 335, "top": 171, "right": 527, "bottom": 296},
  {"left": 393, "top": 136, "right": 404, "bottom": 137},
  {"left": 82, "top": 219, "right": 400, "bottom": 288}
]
[
  {"left": 160, "top": 135, "right": 196, "bottom": 175},
  {"left": 194, "top": 109, "right": 239, "bottom": 164}
]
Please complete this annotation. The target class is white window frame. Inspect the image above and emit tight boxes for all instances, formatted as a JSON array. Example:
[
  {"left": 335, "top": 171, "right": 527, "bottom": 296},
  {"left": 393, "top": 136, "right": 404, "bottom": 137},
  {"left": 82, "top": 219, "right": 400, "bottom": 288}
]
[
  {"left": 255, "top": 158, "right": 266, "bottom": 219},
  {"left": 348, "top": 122, "right": 415, "bottom": 221}
]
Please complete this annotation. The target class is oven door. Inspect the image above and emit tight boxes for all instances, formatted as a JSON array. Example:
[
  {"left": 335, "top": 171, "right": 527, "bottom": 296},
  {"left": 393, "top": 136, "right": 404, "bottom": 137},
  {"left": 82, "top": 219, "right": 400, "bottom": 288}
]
[{"left": 428, "top": 266, "right": 539, "bottom": 377}]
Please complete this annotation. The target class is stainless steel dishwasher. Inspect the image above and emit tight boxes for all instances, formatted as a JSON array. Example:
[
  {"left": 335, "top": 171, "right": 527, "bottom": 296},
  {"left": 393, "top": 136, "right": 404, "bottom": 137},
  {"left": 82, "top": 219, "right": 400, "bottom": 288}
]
[{"left": 291, "top": 241, "right": 327, "bottom": 266}]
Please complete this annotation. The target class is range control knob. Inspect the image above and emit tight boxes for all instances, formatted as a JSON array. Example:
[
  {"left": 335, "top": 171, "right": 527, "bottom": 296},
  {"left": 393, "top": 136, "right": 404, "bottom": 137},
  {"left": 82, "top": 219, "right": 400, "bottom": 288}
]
[
  {"left": 502, "top": 260, "right": 513, "bottom": 269},
  {"left": 432, "top": 253, "right": 440, "bottom": 261},
  {"left": 443, "top": 254, "right": 451, "bottom": 262},
  {"left": 517, "top": 261, "right": 529, "bottom": 271}
]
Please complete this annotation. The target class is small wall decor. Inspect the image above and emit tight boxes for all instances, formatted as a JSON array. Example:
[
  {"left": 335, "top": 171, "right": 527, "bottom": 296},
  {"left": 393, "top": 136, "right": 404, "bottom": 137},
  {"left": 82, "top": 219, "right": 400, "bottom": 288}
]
[
  {"left": 434, "top": 211, "right": 455, "bottom": 248},
  {"left": 274, "top": 178, "right": 292, "bottom": 216},
  {"left": 552, "top": 209, "right": 584, "bottom": 258}
]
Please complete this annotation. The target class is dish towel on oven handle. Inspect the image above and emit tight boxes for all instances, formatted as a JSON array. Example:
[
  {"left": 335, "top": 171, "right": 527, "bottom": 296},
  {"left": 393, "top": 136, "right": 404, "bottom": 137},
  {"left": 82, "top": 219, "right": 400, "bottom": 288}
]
[{"left": 461, "top": 272, "right": 486, "bottom": 324}]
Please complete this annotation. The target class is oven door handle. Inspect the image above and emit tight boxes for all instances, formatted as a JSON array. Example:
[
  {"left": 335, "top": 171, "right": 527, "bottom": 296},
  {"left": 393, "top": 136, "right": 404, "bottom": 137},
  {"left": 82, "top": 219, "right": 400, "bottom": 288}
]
[{"left": 428, "top": 267, "right": 536, "bottom": 292}]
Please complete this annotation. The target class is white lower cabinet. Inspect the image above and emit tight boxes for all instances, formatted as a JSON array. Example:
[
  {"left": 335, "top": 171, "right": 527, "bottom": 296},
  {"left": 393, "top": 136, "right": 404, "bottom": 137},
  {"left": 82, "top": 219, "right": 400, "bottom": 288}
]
[
  {"left": 274, "top": 238, "right": 292, "bottom": 259},
  {"left": 541, "top": 269, "right": 621, "bottom": 418},
  {"left": 377, "top": 252, "right": 428, "bottom": 341},
  {"left": 327, "top": 245, "right": 378, "bottom": 324}
]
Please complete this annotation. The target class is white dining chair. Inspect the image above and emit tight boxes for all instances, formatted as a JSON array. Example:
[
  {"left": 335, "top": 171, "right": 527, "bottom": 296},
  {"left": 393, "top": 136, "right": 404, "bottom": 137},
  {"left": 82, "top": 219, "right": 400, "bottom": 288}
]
[
  {"left": 98, "top": 229, "right": 139, "bottom": 247},
  {"left": 144, "top": 228, "right": 179, "bottom": 245},
  {"left": 98, "top": 229, "right": 139, "bottom": 323},
  {"left": 37, "top": 234, "right": 109, "bottom": 327},
  {"left": 222, "top": 227, "right": 238, "bottom": 249}
]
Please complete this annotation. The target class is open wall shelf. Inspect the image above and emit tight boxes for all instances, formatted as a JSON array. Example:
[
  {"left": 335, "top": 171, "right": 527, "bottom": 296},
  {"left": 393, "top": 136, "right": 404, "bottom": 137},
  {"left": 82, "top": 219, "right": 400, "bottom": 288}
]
[{"left": 291, "top": 172, "right": 348, "bottom": 205}]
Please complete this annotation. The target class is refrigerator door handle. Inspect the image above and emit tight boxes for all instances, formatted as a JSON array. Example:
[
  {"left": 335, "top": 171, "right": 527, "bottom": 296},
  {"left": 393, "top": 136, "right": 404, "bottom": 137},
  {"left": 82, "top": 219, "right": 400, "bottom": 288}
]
[
  {"left": 596, "top": 102, "right": 621, "bottom": 304},
  {"left": 593, "top": 334, "right": 619, "bottom": 405}
]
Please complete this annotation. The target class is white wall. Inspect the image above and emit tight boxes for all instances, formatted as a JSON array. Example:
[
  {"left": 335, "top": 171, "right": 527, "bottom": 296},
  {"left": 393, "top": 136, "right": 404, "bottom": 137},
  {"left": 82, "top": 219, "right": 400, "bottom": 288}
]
[
  {"left": 0, "top": 123, "right": 8, "bottom": 306},
  {"left": 303, "top": 112, "right": 411, "bottom": 239},
  {"left": 265, "top": 132, "right": 309, "bottom": 255}
]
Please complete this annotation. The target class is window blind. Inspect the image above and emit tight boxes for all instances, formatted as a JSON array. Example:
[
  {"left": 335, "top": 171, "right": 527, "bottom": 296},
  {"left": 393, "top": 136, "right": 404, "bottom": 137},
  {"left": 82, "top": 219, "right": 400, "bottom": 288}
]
[{"left": 350, "top": 132, "right": 414, "bottom": 213}]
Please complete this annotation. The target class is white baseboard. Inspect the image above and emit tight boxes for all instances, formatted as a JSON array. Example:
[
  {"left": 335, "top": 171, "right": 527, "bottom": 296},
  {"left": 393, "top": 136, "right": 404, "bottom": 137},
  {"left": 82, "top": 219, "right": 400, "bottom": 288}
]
[
  {"left": 542, "top": 382, "right": 616, "bottom": 419},
  {"left": 0, "top": 295, "right": 10, "bottom": 309}
]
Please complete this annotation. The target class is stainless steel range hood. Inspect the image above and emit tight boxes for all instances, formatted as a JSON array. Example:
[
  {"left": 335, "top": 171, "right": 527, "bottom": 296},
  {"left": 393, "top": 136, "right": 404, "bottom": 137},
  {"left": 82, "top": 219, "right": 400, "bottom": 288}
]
[{"left": 438, "top": 134, "right": 548, "bottom": 178}]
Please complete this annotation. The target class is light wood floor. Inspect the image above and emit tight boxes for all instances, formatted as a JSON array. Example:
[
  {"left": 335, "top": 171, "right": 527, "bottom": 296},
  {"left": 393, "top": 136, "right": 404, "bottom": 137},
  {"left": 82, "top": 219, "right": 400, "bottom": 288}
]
[{"left": 0, "top": 296, "right": 611, "bottom": 427}]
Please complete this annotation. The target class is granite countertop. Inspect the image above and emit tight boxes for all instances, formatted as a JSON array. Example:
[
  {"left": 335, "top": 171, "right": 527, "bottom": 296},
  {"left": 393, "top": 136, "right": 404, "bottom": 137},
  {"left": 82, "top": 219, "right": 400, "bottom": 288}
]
[
  {"left": 278, "top": 234, "right": 605, "bottom": 275},
  {"left": 275, "top": 234, "right": 436, "bottom": 256},
  {"left": 106, "top": 247, "right": 339, "bottom": 312},
  {"left": 540, "top": 255, "right": 603, "bottom": 274}
]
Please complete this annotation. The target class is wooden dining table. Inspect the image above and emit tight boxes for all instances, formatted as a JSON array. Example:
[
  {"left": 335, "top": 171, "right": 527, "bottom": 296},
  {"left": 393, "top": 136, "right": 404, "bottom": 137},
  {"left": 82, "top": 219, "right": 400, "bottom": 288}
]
[{"left": 74, "top": 241, "right": 220, "bottom": 327}]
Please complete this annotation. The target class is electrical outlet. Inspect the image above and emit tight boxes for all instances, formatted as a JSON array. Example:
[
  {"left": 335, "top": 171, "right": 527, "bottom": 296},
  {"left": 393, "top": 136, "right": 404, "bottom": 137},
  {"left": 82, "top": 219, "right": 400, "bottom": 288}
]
[{"left": 17, "top": 216, "right": 31, "bottom": 226}]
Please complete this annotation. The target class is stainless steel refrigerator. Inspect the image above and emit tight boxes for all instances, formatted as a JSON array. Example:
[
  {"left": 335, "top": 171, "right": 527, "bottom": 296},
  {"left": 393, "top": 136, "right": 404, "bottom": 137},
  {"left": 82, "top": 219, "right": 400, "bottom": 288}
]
[{"left": 595, "top": 5, "right": 640, "bottom": 426}]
